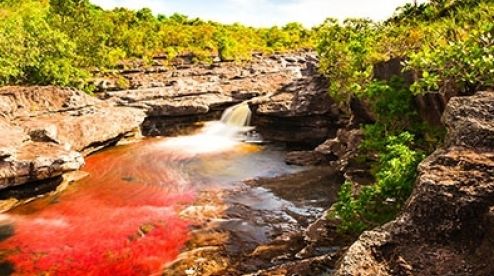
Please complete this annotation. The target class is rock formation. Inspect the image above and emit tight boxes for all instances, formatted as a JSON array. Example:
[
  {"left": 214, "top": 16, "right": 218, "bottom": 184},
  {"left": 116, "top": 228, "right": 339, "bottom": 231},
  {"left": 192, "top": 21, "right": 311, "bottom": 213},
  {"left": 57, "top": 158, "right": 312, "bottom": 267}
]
[
  {"left": 0, "top": 86, "right": 145, "bottom": 189},
  {"left": 0, "top": 52, "right": 337, "bottom": 194},
  {"left": 336, "top": 91, "right": 494, "bottom": 275},
  {"left": 96, "top": 52, "right": 339, "bottom": 144}
]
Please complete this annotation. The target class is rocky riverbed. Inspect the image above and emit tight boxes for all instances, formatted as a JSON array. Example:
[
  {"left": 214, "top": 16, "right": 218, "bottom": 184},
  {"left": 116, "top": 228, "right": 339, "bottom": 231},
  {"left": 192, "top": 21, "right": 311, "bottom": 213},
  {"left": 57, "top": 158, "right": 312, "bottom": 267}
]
[
  {"left": 0, "top": 52, "right": 337, "bottom": 194},
  {"left": 0, "top": 51, "right": 492, "bottom": 275}
]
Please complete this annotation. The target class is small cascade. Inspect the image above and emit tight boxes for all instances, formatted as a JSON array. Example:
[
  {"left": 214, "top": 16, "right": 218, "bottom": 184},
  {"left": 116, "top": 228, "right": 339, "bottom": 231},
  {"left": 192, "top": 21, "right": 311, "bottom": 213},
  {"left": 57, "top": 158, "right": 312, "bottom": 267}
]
[
  {"left": 159, "top": 102, "right": 260, "bottom": 154},
  {"left": 220, "top": 103, "right": 252, "bottom": 127}
]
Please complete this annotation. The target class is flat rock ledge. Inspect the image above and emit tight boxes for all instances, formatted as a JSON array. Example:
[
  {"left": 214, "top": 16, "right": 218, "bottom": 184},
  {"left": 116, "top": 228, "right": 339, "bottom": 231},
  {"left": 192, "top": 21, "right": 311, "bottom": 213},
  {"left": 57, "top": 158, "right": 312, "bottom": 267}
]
[
  {"left": 335, "top": 91, "right": 494, "bottom": 276},
  {"left": 97, "top": 52, "right": 320, "bottom": 118},
  {"left": 0, "top": 52, "right": 338, "bottom": 191},
  {"left": 96, "top": 52, "right": 339, "bottom": 145},
  {"left": 0, "top": 86, "right": 145, "bottom": 189}
]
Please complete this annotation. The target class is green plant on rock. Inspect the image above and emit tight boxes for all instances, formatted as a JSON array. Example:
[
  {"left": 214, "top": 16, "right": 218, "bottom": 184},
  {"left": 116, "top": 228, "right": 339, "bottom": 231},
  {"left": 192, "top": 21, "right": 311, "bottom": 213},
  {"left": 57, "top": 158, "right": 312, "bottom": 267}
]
[
  {"left": 330, "top": 132, "right": 425, "bottom": 234},
  {"left": 362, "top": 77, "right": 419, "bottom": 131}
]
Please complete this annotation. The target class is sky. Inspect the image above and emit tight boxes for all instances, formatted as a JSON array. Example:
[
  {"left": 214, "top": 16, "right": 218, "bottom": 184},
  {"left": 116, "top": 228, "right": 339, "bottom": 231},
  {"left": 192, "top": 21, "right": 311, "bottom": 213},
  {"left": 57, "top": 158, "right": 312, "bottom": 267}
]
[{"left": 90, "top": 0, "right": 427, "bottom": 27}]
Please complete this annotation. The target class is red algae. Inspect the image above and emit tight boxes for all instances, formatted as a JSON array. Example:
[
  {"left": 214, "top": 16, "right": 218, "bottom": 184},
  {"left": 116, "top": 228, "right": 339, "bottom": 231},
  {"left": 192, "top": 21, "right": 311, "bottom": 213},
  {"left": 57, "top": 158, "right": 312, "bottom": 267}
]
[{"left": 0, "top": 139, "right": 196, "bottom": 275}]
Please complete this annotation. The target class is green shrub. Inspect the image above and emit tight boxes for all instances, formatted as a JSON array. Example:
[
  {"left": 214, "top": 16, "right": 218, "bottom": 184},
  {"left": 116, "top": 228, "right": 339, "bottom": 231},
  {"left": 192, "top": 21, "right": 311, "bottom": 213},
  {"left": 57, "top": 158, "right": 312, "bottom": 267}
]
[
  {"left": 0, "top": 0, "right": 317, "bottom": 89},
  {"left": 0, "top": 1, "right": 89, "bottom": 87},
  {"left": 331, "top": 132, "right": 425, "bottom": 233},
  {"left": 407, "top": 23, "right": 494, "bottom": 95}
]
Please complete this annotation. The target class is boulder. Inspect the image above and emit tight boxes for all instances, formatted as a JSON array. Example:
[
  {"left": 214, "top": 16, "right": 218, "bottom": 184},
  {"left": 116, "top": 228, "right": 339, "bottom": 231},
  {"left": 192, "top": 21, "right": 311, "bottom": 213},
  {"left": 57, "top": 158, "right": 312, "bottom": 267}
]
[
  {"left": 335, "top": 91, "right": 494, "bottom": 276},
  {"left": 0, "top": 142, "right": 84, "bottom": 189},
  {"left": 0, "top": 86, "right": 146, "bottom": 189}
]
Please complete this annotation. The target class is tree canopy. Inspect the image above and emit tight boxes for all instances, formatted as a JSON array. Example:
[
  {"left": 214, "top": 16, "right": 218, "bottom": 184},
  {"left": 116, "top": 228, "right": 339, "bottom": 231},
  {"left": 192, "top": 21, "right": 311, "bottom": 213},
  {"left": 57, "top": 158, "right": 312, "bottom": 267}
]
[{"left": 0, "top": 0, "right": 316, "bottom": 88}]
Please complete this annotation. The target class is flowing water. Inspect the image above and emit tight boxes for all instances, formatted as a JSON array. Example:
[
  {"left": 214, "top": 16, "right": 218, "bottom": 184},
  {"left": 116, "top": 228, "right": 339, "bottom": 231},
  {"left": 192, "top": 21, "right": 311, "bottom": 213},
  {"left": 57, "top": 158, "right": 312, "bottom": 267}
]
[{"left": 0, "top": 104, "right": 338, "bottom": 275}]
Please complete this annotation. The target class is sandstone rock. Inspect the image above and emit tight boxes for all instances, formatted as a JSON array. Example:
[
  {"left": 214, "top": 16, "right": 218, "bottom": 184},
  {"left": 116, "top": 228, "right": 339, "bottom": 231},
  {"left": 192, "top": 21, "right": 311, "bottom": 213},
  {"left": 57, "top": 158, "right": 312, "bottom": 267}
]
[
  {"left": 253, "top": 75, "right": 334, "bottom": 117},
  {"left": 146, "top": 100, "right": 210, "bottom": 116},
  {"left": 250, "top": 74, "right": 340, "bottom": 145},
  {"left": 96, "top": 52, "right": 329, "bottom": 144},
  {"left": 315, "top": 128, "right": 363, "bottom": 159},
  {"left": 0, "top": 86, "right": 145, "bottom": 189},
  {"left": 0, "top": 86, "right": 99, "bottom": 119},
  {"left": 443, "top": 91, "right": 494, "bottom": 149},
  {"left": 18, "top": 106, "right": 145, "bottom": 153},
  {"left": 0, "top": 119, "right": 29, "bottom": 159},
  {"left": 335, "top": 91, "right": 494, "bottom": 276},
  {"left": 252, "top": 115, "right": 337, "bottom": 146},
  {"left": 0, "top": 142, "right": 84, "bottom": 189}
]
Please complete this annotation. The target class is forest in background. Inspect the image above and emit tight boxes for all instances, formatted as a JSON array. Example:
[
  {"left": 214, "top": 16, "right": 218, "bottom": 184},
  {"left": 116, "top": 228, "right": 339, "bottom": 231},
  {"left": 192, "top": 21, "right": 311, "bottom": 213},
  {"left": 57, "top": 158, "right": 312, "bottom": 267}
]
[
  {"left": 0, "top": 0, "right": 315, "bottom": 88},
  {"left": 0, "top": 0, "right": 493, "bottom": 235}
]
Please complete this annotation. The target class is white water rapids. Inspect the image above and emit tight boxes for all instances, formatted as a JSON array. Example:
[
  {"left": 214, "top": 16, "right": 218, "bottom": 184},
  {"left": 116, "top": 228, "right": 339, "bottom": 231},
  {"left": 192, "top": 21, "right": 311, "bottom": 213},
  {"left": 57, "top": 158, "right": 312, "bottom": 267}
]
[{"left": 159, "top": 102, "right": 258, "bottom": 154}]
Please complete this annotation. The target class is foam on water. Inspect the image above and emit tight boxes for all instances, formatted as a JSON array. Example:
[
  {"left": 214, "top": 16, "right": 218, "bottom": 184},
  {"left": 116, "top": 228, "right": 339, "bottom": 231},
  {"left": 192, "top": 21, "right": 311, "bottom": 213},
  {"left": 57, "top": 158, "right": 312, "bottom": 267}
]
[{"left": 159, "top": 103, "right": 255, "bottom": 155}]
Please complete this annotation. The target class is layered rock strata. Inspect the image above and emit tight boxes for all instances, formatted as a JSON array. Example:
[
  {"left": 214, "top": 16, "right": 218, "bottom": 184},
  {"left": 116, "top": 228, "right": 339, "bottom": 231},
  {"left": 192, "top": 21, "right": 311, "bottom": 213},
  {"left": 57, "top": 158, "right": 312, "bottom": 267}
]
[{"left": 336, "top": 91, "right": 494, "bottom": 276}]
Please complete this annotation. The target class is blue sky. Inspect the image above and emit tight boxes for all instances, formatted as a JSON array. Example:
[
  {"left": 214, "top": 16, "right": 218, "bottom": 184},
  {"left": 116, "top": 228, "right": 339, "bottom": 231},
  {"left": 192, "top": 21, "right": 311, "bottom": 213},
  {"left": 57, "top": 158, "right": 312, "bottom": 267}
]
[{"left": 91, "top": 0, "right": 427, "bottom": 27}]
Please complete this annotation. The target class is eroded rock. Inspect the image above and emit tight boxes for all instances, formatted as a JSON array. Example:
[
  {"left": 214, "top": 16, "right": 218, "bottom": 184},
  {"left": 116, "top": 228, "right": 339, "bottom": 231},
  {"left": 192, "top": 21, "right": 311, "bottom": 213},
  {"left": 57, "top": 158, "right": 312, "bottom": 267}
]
[
  {"left": 0, "top": 142, "right": 84, "bottom": 189},
  {"left": 335, "top": 91, "right": 494, "bottom": 276},
  {"left": 0, "top": 86, "right": 145, "bottom": 190},
  {"left": 97, "top": 52, "right": 338, "bottom": 145}
]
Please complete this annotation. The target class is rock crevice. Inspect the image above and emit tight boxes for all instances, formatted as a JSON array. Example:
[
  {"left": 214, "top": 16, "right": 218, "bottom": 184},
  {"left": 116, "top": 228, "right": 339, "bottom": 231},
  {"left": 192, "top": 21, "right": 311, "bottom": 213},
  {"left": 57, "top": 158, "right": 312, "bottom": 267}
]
[{"left": 336, "top": 91, "right": 494, "bottom": 276}]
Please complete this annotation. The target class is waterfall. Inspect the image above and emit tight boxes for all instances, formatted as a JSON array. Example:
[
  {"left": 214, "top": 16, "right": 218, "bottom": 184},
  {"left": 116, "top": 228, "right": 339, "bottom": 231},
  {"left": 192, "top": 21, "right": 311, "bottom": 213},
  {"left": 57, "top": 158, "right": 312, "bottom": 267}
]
[
  {"left": 220, "top": 103, "right": 252, "bottom": 127},
  {"left": 159, "top": 102, "right": 259, "bottom": 154}
]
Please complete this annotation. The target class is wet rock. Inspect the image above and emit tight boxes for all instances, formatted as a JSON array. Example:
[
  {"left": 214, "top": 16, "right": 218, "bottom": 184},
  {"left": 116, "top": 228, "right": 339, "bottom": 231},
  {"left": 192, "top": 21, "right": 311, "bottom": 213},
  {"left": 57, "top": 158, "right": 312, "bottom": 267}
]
[
  {"left": 335, "top": 91, "right": 494, "bottom": 276},
  {"left": 285, "top": 151, "right": 333, "bottom": 166},
  {"left": 247, "top": 253, "right": 337, "bottom": 276}
]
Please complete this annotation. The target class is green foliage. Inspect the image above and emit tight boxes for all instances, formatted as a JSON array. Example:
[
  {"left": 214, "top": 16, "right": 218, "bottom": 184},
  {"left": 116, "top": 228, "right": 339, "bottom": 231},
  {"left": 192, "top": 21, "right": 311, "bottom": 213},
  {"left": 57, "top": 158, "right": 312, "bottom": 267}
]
[
  {"left": 0, "top": 0, "right": 316, "bottom": 88},
  {"left": 317, "top": 1, "right": 494, "bottom": 234},
  {"left": 317, "top": 0, "right": 494, "bottom": 100},
  {"left": 0, "top": 1, "right": 89, "bottom": 87},
  {"left": 317, "top": 18, "right": 377, "bottom": 102},
  {"left": 331, "top": 132, "right": 425, "bottom": 233},
  {"left": 362, "top": 78, "right": 418, "bottom": 130},
  {"left": 407, "top": 23, "right": 494, "bottom": 94}
]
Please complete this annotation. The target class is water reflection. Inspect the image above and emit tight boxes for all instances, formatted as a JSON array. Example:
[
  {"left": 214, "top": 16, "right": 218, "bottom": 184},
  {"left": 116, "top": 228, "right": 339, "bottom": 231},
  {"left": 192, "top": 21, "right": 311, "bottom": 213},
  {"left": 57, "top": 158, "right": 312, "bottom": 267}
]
[{"left": 0, "top": 132, "right": 302, "bottom": 275}]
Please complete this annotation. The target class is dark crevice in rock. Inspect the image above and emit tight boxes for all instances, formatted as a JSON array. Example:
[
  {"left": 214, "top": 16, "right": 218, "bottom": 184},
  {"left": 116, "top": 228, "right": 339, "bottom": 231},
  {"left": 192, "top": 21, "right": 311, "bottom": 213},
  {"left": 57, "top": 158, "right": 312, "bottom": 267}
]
[
  {"left": 141, "top": 111, "right": 223, "bottom": 137},
  {"left": 0, "top": 176, "right": 63, "bottom": 200}
]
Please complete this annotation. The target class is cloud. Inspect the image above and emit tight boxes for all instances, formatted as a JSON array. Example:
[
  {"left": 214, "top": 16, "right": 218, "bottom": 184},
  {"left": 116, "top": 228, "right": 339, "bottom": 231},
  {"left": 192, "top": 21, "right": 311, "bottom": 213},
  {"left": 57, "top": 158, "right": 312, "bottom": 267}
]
[{"left": 90, "top": 0, "right": 427, "bottom": 27}]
